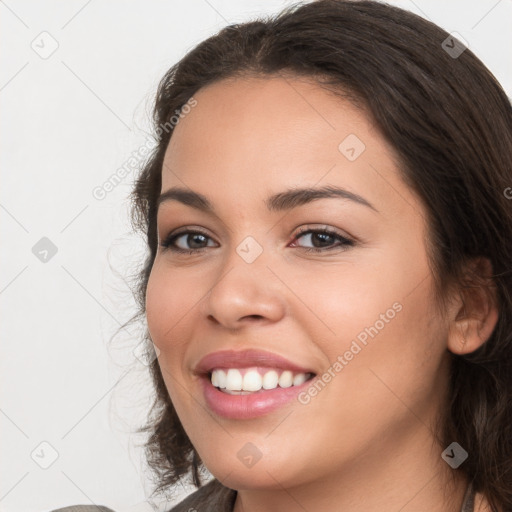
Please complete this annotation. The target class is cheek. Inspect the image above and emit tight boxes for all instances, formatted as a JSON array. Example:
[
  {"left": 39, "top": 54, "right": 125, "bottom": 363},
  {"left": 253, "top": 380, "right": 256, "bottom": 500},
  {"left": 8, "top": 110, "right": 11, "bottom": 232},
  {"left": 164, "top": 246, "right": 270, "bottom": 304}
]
[
  {"left": 336, "top": 277, "right": 447, "bottom": 410},
  {"left": 145, "top": 265, "right": 192, "bottom": 408},
  {"left": 291, "top": 260, "right": 403, "bottom": 353},
  {"left": 145, "top": 261, "right": 195, "bottom": 338},
  {"left": 145, "top": 262, "right": 190, "bottom": 361},
  {"left": 309, "top": 242, "right": 445, "bottom": 398},
  {"left": 145, "top": 265, "right": 170, "bottom": 343}
]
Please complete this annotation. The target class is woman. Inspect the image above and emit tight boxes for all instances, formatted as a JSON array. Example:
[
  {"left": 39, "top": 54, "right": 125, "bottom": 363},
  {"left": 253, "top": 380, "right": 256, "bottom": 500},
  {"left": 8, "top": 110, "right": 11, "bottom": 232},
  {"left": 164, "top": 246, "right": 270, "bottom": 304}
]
[{"left": 53, "top": 0, "right": 512, "bottom": 511}]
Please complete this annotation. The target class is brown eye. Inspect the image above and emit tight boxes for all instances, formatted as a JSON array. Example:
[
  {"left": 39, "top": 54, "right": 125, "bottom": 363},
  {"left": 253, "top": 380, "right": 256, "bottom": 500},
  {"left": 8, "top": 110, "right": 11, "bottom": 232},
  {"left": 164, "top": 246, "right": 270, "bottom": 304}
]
[
  {"left": 291, "top": 228, "right": 355, "bottom": 253},
  {"left": 160, "top": 229, "right": 216, "bottom": 254}
]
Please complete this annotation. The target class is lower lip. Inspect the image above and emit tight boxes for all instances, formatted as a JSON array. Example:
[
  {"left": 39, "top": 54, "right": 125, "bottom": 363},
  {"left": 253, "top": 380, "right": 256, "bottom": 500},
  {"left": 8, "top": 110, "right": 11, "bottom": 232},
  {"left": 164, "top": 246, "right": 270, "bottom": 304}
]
[{"left": 201, "top": 375, "right": 315, "bottom": 419}]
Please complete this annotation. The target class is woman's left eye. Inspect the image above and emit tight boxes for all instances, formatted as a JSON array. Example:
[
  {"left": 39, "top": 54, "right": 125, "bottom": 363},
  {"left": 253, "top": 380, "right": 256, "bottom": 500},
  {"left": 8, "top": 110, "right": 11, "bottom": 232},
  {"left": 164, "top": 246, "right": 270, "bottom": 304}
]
[
  {"left": 159, "top": 227, "right": 355, "bottom": 254},
  {"left": 290, "top": 228, "right": 355, "bottom": 253}
]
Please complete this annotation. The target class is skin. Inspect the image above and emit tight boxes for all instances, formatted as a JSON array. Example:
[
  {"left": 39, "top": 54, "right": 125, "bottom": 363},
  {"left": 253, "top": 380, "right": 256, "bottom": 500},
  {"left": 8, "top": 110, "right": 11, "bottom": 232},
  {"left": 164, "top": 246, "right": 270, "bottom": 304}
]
[{"left": 145, "top": 75, "right": 498, "bottom": 512}]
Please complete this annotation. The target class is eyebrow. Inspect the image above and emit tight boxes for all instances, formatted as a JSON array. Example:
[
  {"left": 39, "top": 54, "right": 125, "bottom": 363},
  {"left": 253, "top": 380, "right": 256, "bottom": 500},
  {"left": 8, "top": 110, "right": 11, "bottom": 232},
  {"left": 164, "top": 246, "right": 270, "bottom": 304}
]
[{"left": 156, "top": 185, "right": 378, "bottom": 214}]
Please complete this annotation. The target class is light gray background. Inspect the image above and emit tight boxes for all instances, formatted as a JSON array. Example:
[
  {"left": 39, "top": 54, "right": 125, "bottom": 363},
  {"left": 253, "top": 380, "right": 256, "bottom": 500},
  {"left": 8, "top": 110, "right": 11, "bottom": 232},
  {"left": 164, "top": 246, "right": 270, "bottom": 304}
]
[{"left": 1, "top": 1, "right": 511, "bottom": 511}]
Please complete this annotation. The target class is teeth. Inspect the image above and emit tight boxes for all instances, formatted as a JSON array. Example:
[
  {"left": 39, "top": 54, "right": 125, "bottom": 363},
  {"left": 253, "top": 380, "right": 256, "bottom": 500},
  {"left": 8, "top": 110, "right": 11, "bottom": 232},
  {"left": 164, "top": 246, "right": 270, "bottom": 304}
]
[
  {"left": 225, "top": 369, "right": 242, "bottom": 391},
  {"left": 211, "top": 367, "right": 311, "bottom": 393},
  {"left": 211, "top": 369, "right": 226, "bottom": 388},
  {"left": 243, "top": 370, "right": 262, "bottom": 391},
  {"left": 262, "top": 370, "right": 279, "bottom": 390},
  {"left": 292, "top": 373, "right": 307, "bottom": 386},
  {"left": 278, "top": 370, "right": 293, "bottom": 388}
]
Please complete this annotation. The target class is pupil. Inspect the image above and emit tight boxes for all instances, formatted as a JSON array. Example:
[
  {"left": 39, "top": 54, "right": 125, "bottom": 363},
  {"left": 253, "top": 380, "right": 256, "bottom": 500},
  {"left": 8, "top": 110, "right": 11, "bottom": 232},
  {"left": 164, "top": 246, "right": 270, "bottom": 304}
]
[
  {"left": 313, "top": 233, "right": 333, "bottom": 247},
  {"left": 189, "top": 234, "right": 206, "bottom": 248}
]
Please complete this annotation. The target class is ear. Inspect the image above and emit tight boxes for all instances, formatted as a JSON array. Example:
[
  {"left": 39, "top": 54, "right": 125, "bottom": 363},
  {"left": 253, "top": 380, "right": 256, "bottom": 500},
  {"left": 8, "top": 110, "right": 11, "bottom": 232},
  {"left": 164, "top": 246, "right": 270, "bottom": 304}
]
[{"left": 446, "top": 257, "right": 500, "bottom": 355}]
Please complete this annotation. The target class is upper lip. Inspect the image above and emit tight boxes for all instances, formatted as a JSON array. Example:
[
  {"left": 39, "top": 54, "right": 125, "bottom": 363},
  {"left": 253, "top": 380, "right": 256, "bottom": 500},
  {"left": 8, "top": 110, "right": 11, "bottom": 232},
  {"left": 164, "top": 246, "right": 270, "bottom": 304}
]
[{"left": 194, "top": 349, "right": 316, "bottom": 375}]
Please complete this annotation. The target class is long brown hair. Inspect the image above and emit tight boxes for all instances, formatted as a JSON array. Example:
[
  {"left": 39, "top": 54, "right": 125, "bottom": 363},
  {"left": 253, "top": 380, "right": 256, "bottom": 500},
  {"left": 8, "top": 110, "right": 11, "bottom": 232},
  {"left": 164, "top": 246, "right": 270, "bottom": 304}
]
[{"left": 126, "top": 1, "right": 512, "bottom": 509}]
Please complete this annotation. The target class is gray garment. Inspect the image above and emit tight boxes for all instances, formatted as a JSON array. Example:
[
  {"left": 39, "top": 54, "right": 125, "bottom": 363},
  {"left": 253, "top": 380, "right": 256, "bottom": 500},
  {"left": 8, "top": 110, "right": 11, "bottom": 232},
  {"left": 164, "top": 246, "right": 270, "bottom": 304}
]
[
  {"left": 48, "top": 480, "right": 235, "bottom": 512},
  {"left": 461, "top": 481, "right": 475, "bottom": 512},
  {"left": 167, "top": 479, "right": 236, "bottom": 511},
  {"left": 49, "top": 507, "right": 115, "bottom": 512},
  {"left": 49, "top": 478, "right": 475, "bottom": 512},
  {"left": 167, "top": 479, "right": 477, "bottom": 512}
]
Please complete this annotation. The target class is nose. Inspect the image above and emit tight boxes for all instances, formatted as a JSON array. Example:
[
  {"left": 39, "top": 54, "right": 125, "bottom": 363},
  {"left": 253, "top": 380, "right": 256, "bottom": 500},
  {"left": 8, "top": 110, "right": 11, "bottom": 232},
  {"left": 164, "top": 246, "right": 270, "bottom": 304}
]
[{"left": 200, "top": 245, "right": 287, "bottom": 330}]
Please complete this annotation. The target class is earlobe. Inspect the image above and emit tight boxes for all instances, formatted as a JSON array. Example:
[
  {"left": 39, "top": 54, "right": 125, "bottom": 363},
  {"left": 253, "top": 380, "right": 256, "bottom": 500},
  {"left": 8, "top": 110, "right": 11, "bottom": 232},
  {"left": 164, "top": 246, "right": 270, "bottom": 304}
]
[{"left": 446, "top": 257, "right": 500, "bottom": 356}]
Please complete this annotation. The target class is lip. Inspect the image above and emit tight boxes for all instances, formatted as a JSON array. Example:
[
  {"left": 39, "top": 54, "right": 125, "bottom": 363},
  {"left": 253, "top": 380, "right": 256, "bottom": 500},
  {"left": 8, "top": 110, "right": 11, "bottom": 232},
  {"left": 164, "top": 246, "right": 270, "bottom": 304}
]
[
  {"left": 194, "top": 349, "right": 316, "bottom": 420},
  {"left": 194, "top": 348, "right": 315, "bottom": 375},
  {"left": 200, "top": 376, "right": 315, "bottom": 419}
]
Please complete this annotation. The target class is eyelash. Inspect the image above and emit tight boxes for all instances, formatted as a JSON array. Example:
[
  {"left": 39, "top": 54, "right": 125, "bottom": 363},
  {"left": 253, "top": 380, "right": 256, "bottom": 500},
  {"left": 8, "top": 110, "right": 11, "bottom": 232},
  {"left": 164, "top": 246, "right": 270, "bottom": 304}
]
[{"left": 159, "top": 226, "right": 355, "bottom": 255}]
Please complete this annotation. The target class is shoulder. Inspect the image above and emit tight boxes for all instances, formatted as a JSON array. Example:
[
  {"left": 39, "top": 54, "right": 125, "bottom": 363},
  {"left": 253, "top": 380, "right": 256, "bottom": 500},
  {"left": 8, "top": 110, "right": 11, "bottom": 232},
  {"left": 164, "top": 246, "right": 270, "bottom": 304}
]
[
  {"left": 47, "top": 480, "right": 237, "bottom": 512},
  {"left": 49, "top": 506, "right": 116, "bottom": 512},
  {"left": 167, "top": 479, "right": 237, "bottom": 512}
]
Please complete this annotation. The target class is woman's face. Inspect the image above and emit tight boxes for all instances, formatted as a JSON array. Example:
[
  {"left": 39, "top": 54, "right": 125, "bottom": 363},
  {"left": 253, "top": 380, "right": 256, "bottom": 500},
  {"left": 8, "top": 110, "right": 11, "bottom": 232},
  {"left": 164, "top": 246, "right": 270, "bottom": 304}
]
[{"left": 145, "top": 75, "right": 452, "bottom": 491}]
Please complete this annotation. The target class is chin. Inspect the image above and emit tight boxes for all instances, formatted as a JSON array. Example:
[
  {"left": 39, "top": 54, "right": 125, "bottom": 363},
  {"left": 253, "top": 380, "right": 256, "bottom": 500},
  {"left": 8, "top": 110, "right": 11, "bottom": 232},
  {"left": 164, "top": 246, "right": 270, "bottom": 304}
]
[
  {"left": 210, "top": 465, "right": 293, "bottom": 491},
  {"left": 199, "top": 444, "right": 310, "bottom": 491}
]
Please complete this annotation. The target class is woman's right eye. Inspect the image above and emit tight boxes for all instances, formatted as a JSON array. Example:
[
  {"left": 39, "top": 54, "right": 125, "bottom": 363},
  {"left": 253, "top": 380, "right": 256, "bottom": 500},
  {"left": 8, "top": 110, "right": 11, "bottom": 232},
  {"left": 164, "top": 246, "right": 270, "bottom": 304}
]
[{"left": 160, "top": 229, "right": 216, "bottom": 254}]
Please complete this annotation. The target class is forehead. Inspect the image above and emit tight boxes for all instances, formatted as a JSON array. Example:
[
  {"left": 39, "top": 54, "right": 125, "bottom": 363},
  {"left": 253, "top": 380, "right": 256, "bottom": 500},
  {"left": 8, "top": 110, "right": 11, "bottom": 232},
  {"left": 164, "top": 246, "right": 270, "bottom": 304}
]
[{"left": 160, "top": 75, "right": 419, "bottom": 221}]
